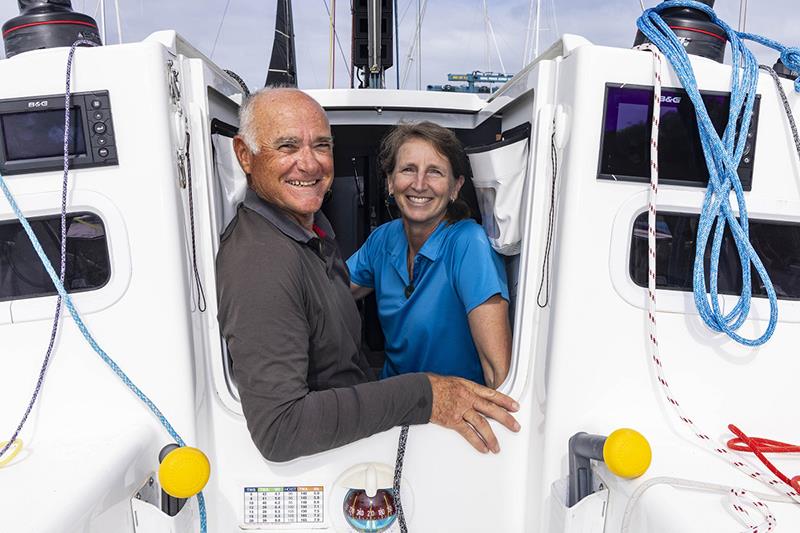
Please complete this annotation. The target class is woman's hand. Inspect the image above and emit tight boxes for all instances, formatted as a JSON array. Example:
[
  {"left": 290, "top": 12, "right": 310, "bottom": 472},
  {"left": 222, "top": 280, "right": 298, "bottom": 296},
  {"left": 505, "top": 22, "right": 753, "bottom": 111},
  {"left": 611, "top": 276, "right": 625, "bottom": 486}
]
[{"left": 467, "top": 294, "right": 512, "bottom": 388}]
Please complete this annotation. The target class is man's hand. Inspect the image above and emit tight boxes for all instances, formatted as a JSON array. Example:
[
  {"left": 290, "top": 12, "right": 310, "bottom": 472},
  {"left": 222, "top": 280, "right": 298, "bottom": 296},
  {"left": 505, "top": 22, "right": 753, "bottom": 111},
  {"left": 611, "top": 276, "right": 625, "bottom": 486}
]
[{"left": 427, "top": 374, "right": 521, "bottom": 453}]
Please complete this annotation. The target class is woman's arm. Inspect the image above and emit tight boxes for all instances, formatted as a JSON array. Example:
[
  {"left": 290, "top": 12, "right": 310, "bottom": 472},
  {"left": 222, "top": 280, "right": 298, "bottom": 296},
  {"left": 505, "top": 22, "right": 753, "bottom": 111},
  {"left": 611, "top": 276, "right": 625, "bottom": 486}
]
[
  {"left": 350, "top": 282, "right": 374, "bottom": 300},
  {"left": 467, "top": 294, "right": 512, "bottom": 389}
]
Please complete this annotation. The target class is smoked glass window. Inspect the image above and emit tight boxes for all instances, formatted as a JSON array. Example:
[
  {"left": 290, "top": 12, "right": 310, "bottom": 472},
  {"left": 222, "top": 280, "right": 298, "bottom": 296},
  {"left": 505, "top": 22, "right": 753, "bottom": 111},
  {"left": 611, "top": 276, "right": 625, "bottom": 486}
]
[
  {"left": 0, "top": 212, "right": 110, "bottom": 302},
  {"left": 630, "top": 212, "right": 800, "bottom": 300}
]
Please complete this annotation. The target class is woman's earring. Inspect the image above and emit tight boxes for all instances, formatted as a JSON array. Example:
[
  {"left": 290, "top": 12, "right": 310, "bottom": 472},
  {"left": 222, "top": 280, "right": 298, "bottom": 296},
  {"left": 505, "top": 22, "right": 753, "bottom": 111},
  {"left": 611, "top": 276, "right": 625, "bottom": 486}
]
[{"left": 385, "top": 193, "right": 395, "bottom": 220}]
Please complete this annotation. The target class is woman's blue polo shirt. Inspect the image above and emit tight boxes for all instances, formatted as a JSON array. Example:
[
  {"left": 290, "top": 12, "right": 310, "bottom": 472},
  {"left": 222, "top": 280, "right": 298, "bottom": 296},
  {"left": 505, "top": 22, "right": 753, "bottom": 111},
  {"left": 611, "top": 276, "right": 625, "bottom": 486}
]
[{"left": 346, "top": 219, "right": 508, "bottom": 384}]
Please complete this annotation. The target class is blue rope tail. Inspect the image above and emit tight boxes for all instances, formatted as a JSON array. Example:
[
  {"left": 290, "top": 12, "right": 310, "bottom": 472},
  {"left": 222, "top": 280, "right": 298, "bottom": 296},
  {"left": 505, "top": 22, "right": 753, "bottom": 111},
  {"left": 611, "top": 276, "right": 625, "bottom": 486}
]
[
  {"left": 1, "top": 39, "right": 207, "bottom": 532},
  {"left": 0, "top": 173, "right": 208, "bottom": 531},
  {"left": 636, "top": 0, "right": 793, "bottom": 346}
]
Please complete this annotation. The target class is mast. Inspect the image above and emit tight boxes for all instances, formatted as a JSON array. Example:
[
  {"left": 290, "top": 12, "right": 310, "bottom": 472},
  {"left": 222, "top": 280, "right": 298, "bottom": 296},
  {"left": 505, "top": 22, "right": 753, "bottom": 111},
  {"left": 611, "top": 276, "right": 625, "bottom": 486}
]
[
  {"left": 367, "top": 0, "right": 383, "bottom": 88},
  {"left": 533, "top": 0, "right": 541, "bottom": 59},
  {"left": 328, "top": 0, "right": 335, "bottom": 89},
  {"left": 353, "top": 0, "right": 393, "bottom": 89},
  {"left": 416, "top": 0, "right": 421, "bottom": 90},
  {"left": 394, "top": 0, "right": 400, "bottom": 89},
  {"left": 265, "top": 0, "right": 297, "bottom": 87},
  {"left": 738, "top": 0, "right": 748, "bottom": 32}
]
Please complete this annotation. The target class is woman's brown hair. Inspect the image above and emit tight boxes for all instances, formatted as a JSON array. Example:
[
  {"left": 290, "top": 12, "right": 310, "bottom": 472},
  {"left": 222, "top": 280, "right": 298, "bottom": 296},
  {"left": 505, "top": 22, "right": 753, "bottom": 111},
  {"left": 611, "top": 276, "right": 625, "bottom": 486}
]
[{"left": 378, "top": 121, "right": 471, "bottom": 222}]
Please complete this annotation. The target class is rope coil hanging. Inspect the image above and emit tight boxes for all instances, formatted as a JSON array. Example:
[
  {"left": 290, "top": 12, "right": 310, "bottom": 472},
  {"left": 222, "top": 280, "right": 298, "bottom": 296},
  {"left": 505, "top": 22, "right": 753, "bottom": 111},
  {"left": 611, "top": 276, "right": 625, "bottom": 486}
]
[{"left": 639, "top": 0, "right": 800, "bottom": 346}]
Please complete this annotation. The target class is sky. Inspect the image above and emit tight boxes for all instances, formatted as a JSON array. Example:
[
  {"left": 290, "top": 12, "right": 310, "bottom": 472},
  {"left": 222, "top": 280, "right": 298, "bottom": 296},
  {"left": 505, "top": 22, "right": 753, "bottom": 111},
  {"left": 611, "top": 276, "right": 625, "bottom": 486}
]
[{"left": 1, "top": 0, "right": 798, "bottom": 91}]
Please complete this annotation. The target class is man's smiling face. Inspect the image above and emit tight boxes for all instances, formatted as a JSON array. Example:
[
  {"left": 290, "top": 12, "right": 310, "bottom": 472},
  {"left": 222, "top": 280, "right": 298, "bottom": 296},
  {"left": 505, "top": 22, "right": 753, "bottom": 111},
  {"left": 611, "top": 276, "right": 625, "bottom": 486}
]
[{"left": 235, "top": 90, "right": 334, "bottom": 229}]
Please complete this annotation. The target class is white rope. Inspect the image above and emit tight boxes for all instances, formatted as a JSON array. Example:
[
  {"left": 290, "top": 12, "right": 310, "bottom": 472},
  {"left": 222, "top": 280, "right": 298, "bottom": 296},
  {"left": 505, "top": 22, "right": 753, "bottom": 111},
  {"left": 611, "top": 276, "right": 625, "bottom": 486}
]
[
  {"left": 640, "top": 44, "right": 797, "bottom": 532},
  {"left": 621, "top": 477, "right": 798, "bottom": 532}
]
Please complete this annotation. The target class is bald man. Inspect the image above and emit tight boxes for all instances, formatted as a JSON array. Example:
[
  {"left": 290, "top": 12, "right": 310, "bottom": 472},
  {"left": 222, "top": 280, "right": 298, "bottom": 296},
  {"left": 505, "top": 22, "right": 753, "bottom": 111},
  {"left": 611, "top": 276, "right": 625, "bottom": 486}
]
[{"left": 216, "top": 88, "right": 519, "bottom": 462}]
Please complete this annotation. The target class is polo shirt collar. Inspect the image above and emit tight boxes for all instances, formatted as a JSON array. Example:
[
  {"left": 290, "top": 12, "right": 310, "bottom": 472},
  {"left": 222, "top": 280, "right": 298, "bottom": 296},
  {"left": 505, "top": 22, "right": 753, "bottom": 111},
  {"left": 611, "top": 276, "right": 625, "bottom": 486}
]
[
  {"left": 417, "top": 221, "right": 449, "bottom": 261},
  {"left": 243, "top": 188, "right": 336, "bottom": 243},
  {"left": 387, "top": 220, "right": 449, "bottom": 263}
]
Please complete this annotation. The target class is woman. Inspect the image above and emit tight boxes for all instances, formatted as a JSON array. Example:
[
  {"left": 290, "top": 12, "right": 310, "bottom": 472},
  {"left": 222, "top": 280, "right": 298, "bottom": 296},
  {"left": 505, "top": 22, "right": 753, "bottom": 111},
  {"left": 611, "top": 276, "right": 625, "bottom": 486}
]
[{"left": 347, "top": 122, "right": 511, "bottom": 388}]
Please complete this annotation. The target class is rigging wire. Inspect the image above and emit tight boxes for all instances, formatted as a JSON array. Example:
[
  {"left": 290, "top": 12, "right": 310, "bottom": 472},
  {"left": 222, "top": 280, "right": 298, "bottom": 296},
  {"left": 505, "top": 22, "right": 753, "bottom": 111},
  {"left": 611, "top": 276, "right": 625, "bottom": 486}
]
[
  {"left": 398, "top": 0, "right": 414, "bottom": 25},
  {"left": 400, "top": 0, "right": 428, "bottom": 88},
  {"left": 549, "top": 0, "right": 560, "bottom": 37},
  {"left": 523, "top": 0, "right": 535, "bottom": 67},
  {"left": 210, "top": 0, "right": 232, "bottom": 60}
]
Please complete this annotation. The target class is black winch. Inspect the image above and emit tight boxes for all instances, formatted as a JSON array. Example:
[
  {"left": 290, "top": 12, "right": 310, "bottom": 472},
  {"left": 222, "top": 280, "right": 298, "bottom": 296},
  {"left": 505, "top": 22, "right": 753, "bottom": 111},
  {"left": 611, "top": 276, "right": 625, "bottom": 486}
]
[
  {"left": 634, "top": 0, "right": 727, "bottom": 63},
  {"left": 3, "top": 0, "right": 101, "bottom": 58}
]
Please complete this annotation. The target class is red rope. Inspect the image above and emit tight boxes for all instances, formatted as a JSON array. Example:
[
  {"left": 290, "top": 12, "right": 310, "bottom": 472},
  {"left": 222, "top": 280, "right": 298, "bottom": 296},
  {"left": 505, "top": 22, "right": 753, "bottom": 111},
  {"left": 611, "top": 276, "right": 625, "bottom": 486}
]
[{"left": 728, "top": 424, "right": 800, "bottom": 493}]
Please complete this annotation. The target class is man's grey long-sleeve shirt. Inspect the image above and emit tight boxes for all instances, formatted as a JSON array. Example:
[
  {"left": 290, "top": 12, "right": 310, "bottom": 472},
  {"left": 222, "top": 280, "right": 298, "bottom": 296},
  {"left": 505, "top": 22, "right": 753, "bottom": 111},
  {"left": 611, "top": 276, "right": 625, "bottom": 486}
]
[{"left": 216, "top": 189, "right": 433, "bottom": 462}]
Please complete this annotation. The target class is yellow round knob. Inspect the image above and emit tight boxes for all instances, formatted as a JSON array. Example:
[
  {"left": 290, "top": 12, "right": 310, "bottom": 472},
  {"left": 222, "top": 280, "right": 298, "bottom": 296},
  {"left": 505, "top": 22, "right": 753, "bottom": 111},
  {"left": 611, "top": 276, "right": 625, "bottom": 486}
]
[
  {"left": 158, "top": 446, "right": 210, "bottom": 498},
  {"left": 603, "top": 428, "right": 651, "bottom": 479}
]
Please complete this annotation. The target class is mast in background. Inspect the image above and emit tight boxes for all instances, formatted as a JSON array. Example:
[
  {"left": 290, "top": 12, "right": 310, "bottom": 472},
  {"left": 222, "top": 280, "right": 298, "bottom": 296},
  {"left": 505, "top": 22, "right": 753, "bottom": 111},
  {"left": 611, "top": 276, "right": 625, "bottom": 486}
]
[
  {"left": 352, "top": 0, "right": 393, "bottom": 89},
  {"left": 738, "top": 0, "right": 748, "bottom": 31},
  {"left": 265, "top": 0, "right": 297, "bottom": 87},
  {"left": 394, "top": 0, "right": 399, "bottom": 89},
  {"left": 328, "top": 0, "right": 336, "bottom": 88}
]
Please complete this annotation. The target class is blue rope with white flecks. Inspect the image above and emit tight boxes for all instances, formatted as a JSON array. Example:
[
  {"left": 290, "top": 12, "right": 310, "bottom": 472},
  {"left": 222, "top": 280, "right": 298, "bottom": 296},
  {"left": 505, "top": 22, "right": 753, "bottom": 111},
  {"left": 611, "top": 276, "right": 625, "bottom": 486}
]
[
  {"left": 638, "top": 0, "right": 800, "bottom": 346},
  {"left": 0, "top": 40, "right": 207, "bottom": 532}
]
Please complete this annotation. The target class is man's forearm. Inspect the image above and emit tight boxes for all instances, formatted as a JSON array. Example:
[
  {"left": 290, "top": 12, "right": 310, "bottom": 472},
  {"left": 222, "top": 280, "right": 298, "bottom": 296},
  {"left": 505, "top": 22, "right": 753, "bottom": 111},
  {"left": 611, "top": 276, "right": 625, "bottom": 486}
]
[{"left": 243, "top": 373, "right": 432, "bottom": 462}]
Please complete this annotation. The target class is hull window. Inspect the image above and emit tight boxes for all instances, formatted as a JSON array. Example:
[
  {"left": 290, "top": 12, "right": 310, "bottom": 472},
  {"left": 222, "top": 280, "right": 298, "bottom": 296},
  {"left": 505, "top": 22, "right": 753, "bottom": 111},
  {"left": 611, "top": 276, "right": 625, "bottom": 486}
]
[
  {"left": 0, "top": 212, "right": 110, "bottom": 302},
  {"left": 630, "top": 212, "right": 800, "bottom": 300}
]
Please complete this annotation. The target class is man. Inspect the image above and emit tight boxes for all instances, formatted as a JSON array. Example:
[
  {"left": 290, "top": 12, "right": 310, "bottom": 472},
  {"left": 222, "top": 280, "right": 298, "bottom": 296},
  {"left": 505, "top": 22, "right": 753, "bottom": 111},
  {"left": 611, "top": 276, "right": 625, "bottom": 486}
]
[{"left": 216, "top": 88, "right": 520, "bottom": 462}]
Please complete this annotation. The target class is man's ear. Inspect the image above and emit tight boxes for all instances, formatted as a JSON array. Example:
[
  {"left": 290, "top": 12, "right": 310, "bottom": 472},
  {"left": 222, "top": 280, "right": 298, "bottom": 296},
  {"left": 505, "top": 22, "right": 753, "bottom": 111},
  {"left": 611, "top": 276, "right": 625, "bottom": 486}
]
[{"left": 233, "top": 136, "right": 253, "bottom": 175}]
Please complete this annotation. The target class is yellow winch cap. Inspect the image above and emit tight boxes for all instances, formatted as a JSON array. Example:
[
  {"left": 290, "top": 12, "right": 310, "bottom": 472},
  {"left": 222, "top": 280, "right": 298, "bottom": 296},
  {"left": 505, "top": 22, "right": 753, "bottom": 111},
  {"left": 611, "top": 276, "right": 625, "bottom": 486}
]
[
  {"left": 158, "top": 446, "right": 211, "bottom": 499},
  {"left": 603, "top": 428, "right": 652, "bottom": 479}
]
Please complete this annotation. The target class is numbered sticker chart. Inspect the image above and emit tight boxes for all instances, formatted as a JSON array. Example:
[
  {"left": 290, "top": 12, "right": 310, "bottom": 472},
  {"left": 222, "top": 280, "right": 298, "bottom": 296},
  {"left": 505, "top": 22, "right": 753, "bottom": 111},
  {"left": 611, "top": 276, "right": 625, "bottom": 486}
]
[{"left": 244, "top": 486, "right": 324, "bottom": 524}]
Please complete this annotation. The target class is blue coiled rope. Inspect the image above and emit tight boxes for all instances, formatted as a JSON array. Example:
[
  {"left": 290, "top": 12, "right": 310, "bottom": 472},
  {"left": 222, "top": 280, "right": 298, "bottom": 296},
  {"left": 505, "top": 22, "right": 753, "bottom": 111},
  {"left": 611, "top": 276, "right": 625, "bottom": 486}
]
[
  {"left": 0, "top": 41, "right": 207, "bottom": 532},
  {"left": 637, "top": 0, "right": 800, "bottom": 346}
]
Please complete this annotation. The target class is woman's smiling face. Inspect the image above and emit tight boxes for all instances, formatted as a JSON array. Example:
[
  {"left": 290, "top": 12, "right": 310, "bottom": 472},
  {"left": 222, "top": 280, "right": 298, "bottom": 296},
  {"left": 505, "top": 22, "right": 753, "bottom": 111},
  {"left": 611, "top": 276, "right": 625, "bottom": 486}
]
[{"left": 388, "top": 138, "right": 464, "bottom": 231}]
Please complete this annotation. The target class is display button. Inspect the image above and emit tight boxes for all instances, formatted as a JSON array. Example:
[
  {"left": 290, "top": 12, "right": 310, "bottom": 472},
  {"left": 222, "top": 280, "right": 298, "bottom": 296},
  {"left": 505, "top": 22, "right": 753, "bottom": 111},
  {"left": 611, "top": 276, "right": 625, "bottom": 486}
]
[
  {"left": 91, "top": 99, "right": 102, "bottom": 109},
  {"left": 93, "top": 122, "right": 106, "bottom": 134},
  {"left": 98, "top": 147, "right": 109, "bottom": 158},
  {"left": 93, "top": 111, "right": 104, "bottom": 120},
  {"left": 97, "top": 137, "right": 107, "bottom": 146}
]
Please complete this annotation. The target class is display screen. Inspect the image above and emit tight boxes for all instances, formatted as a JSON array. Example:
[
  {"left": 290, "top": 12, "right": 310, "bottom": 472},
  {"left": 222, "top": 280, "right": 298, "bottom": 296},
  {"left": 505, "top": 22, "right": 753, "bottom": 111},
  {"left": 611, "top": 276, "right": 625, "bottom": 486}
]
[
  {"left": 1, "top": 107, "right": 86, "bottom": 161},
  {"left": 599, "top": 86, "right": 752, "bottom": 186}
]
